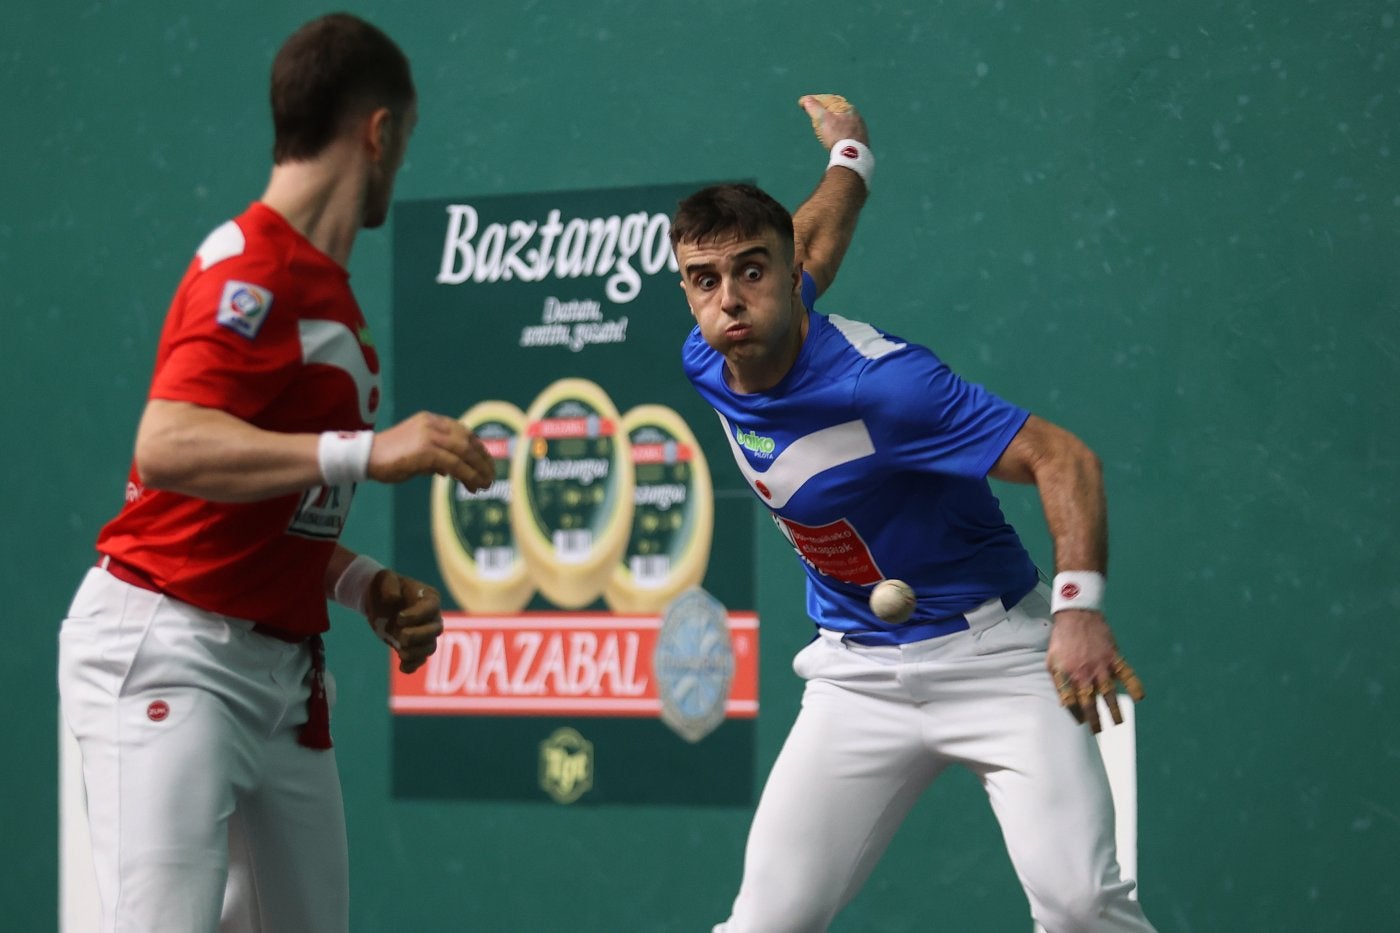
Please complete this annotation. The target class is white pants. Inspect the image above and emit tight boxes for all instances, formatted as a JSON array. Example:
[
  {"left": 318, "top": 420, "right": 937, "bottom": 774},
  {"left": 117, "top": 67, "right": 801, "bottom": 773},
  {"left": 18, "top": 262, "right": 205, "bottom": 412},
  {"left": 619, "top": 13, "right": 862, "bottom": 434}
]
[
  {"left": 58, "top": 567, "right": 348, "bottom": 933},
  {"left": 715, "top": 585, "right": 1155, "bottom": 933}
]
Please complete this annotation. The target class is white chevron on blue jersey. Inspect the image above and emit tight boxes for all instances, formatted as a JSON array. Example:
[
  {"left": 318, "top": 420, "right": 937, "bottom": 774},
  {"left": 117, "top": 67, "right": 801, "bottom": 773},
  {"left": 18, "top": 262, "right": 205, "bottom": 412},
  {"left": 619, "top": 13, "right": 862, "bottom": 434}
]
[
  {"left": 716, "top": 412, "right": 875, "bottom": 509},
  {"left": 828, "top": 314, "right": 906, "bottom": 359}
]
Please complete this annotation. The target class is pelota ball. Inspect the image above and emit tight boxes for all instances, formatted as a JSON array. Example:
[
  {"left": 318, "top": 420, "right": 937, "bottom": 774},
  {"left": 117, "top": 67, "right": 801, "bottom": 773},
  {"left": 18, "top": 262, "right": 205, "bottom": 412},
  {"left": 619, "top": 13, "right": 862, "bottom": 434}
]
[{"left": 870, "top": 578, "right": 916, "bottom": 624}]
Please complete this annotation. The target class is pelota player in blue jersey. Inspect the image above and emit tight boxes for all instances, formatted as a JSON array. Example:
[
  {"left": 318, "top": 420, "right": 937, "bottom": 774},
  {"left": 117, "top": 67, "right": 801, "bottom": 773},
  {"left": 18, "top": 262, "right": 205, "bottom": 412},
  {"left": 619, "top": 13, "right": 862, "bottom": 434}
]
[{"left": 675, "top": 96, "right": 1154, "bottom": 933}]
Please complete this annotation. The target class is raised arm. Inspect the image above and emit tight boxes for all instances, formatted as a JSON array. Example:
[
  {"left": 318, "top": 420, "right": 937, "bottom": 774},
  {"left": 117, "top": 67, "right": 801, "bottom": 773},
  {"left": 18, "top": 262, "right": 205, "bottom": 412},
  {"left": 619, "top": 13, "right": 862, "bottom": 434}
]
[
  {"left": 792, "top": 94, "right": 872, "bottom": 299},
  {"left": 990, "top": 414, "right": 1145, "bottom": 732}
]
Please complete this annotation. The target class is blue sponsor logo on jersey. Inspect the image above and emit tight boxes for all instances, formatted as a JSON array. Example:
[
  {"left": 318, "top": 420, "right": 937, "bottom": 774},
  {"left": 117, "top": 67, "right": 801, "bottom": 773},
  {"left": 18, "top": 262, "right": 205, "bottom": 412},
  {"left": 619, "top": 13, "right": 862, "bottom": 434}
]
[{"left": 734, "top": 427, "right": 776, "bottom": 459}]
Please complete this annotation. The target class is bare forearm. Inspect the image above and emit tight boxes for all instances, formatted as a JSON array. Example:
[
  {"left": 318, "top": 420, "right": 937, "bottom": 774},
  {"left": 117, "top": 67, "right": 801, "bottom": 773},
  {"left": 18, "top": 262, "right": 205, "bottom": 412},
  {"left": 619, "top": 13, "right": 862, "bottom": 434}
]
[
  {"left": 1036, "top": 444, "right": 1108, "bottom": 574},
  {"left": 793, "top": 94, "right": 871, "bottom": 298},
  {"left": 794, "top": 169, "right": 868, "bottom": 296},
  {"left": 993, "top": 416, "right": 1142, "bottom": 731},
  {"left": 136, "top": 400, "right": 497, "bottom": 505},
  {"left": 990, "top": 414, "right": 1107, "bottom": 572},
  {"left": 135, "top": 399, "right": 323, "bottom": 502},
  {"left": 324, "top": 544, "right": 359, "bottom": 597}
]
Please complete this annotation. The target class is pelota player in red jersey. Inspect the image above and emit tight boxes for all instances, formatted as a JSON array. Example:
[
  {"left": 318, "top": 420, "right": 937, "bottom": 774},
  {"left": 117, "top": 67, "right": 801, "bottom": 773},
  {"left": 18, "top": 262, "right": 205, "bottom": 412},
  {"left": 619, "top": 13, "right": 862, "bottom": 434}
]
[{"left": 58, "top": 14, "right": 494, "bottom": 932}]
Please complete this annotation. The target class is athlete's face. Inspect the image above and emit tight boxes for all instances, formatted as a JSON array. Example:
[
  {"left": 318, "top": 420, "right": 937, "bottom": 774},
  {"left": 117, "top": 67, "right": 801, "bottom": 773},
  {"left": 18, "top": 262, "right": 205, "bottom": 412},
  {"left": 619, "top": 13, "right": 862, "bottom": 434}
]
[
  {"left": 364, "top": 100, "right": 417, "bottom": 229},
  {"left": 676, "top": 229, "right": 806, "bottom": 393}
]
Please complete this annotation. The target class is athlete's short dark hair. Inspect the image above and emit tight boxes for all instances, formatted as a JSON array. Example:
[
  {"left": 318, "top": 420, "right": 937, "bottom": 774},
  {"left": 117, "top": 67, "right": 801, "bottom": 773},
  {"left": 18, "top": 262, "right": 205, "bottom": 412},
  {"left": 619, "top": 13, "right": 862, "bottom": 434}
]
[
  {"left": 670, "top": 184, "right": 795, "bottom": 258},
  {"left": 270, "top": 13, "right": 415, "bottom": 163}
]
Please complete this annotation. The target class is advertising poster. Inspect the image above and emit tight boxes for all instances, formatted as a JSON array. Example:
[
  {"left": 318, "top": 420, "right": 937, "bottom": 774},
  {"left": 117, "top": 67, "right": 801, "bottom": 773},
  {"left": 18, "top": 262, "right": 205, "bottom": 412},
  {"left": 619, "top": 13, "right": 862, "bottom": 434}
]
[{"left": 390, "top": 183, "right": 758, "bottom": 805}]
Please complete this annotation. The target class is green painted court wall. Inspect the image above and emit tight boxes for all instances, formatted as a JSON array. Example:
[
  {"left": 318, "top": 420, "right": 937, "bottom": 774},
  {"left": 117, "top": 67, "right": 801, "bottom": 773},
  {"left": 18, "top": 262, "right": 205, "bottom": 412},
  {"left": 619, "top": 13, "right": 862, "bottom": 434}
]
[{"left": 4, "top": 1, "right": 1396, "bottom": 929}]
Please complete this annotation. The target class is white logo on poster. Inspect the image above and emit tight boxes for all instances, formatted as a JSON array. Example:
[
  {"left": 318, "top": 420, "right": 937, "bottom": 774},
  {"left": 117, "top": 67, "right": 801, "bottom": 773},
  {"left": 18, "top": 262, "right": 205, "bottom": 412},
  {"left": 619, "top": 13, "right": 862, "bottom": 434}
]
[
  {"left": 517, "top": 296, "right": 631, "bottom": 352},
  {"left": 436, "top": 205, "right": 677, "bottom": 304}
]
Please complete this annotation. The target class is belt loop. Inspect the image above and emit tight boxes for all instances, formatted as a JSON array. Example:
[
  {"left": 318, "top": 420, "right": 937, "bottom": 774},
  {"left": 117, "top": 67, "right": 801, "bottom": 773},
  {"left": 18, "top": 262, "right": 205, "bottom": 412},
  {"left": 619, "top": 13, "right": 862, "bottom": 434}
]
[{"left": 963, "top": 595, "right": 1011, "bottom": 633}]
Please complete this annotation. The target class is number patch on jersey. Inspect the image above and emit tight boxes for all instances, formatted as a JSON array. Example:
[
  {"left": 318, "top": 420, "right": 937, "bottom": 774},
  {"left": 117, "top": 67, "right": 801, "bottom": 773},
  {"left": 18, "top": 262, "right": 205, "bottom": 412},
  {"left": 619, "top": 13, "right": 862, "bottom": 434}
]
[{"left": 289, "top": 483, "right": 354, "bottom": 540}]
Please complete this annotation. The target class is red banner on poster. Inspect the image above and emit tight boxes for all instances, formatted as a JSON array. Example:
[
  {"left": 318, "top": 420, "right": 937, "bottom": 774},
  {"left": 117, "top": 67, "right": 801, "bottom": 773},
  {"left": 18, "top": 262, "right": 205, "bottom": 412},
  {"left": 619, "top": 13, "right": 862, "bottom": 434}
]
[{"left": 390, "top": 612, "right": 758, "bottom": 717}]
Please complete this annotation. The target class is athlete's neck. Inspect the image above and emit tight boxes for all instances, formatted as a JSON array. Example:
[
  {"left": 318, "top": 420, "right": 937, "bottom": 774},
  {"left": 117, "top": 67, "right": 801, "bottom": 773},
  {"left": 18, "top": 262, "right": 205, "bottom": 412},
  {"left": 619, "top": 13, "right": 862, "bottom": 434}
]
[{"left": 259, "top": 138, "right": 369, "bottom": 268}]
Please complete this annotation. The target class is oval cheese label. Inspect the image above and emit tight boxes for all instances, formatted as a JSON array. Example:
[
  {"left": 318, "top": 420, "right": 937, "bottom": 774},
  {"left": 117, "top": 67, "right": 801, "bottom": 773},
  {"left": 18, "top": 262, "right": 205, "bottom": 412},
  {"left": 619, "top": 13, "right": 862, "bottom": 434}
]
[
  {"left": 430, "top": 401, "right": 534, "bottom": 613},
  {"left": 510, "top": 378, "right": 633, "bottom": 609},
  {"left": 604, "top": 405, "right": 714, "bottom": 614}
]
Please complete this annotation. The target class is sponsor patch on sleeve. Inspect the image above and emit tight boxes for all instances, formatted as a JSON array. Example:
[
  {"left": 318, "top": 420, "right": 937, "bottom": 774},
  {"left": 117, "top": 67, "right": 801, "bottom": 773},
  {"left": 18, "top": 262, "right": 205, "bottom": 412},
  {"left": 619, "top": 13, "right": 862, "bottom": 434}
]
[{"left": 216, "top": 280, "right": 274, "bottom": 338}]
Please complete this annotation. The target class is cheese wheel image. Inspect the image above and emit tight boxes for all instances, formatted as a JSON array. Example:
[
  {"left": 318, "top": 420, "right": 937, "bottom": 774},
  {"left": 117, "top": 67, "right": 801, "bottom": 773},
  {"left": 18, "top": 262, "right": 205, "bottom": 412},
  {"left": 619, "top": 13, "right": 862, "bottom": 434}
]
[
  {"left": 430, "top": 401, "right": 535, "bottom": 613},
  {"left": 510, "top": 378, "right": 634, "bottom": 609},
  {"left": 604, "top": 405, "right": 714, "bottom": 614}
]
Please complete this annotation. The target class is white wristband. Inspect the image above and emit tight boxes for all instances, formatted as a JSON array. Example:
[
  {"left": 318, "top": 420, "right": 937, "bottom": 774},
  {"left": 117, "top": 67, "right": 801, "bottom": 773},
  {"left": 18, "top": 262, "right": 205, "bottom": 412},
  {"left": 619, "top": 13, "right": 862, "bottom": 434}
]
[
  {"left": 332, "top": 553, "right": 385, "bottom": 616},
  {"left": 318, "top": 430, "right": 373, "bottom": 486},
  {"left": 1051, "top": 571, "right": 1106, "bottom": 614},
  {"left": 828, "top": 138, "right": 874, "bottom": 187}
]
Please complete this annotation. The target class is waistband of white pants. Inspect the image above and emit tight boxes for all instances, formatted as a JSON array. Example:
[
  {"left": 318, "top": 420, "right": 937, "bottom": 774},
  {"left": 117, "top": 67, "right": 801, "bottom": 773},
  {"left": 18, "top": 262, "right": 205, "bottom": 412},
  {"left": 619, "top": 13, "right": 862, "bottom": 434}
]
[
  {"left": 95, "top": 553, "right": 309, "bottom": 644},
  {"left": 827, "top": 583, "right": 1037, "bottom": 648}
]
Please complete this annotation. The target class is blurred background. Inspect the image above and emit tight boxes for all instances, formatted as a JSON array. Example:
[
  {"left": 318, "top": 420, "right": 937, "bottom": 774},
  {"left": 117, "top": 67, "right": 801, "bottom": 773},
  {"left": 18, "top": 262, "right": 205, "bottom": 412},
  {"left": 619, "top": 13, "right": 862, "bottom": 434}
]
[{"left": 3, "top": 1, "right": 1397, "bottom": 929}]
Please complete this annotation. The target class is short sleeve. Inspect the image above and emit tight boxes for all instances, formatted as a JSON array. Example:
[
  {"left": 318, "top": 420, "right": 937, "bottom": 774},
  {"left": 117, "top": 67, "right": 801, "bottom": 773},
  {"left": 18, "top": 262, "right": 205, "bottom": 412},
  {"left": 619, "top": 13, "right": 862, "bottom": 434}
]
[
  {"left": 856, "top": 345, "right": 1029, "bottom": 479},
  {"left": 149, "top": 260, "right": 301, "bottom": 421}
]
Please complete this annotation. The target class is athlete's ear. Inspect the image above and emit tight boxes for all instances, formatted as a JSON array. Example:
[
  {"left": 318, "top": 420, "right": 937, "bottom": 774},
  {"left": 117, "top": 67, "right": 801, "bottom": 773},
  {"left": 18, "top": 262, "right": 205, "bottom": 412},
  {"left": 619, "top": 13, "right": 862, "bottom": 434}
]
[
  {"left": 674, "top": 279, "right": 695, "bottom": 318},
  {"left": 364, "top": 107, "right": 394, "bottom": 160}
]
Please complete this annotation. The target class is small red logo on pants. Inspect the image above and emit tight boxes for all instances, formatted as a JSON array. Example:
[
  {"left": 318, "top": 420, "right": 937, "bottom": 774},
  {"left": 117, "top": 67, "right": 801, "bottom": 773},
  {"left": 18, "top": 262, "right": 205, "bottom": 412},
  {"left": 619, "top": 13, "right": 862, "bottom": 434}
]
[{"left": 147, "top": 700, "right": 170, "bottom": 722}]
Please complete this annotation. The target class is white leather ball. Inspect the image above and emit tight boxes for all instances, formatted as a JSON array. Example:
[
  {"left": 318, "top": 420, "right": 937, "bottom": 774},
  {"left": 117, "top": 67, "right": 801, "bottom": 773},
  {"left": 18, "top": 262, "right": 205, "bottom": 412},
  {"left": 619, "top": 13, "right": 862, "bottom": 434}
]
[{"left": 869, "top": 579, "right": 916, "bottom": 624}]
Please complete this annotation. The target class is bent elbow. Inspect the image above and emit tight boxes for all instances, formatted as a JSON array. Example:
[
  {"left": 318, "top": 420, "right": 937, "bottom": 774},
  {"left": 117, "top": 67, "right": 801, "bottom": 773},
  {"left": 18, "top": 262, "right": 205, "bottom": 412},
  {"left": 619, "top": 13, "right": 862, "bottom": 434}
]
[
  {"left": 1077, "top": 443, "right": 1103, "bottom": 477},
  {"left": 134, "top": 443, "right": 178, "bottom": 491},
  {"left": 133, "top": 428, "right": 192, "bottom": 492},
  {"left": 1055, "top": 437, "right": 1102, "bottom": 489},
  {"left": 1032, "top": 426, "right": 1102, "bottom": 487}
]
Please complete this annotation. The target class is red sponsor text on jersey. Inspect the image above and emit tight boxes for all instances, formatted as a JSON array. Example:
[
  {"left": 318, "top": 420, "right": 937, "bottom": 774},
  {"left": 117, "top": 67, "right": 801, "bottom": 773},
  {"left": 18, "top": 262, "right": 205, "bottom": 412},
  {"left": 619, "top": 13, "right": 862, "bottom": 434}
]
[{"left": 777, "top": 516, "right": 883, "bottom": 586}]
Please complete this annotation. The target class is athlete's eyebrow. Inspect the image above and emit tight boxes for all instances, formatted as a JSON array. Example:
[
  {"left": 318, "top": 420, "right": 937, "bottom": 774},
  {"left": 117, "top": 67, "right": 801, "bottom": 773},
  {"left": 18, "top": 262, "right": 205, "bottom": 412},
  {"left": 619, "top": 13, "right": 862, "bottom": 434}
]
[{"left": 683, "top": 245, "right": 771, "bottom": 276}]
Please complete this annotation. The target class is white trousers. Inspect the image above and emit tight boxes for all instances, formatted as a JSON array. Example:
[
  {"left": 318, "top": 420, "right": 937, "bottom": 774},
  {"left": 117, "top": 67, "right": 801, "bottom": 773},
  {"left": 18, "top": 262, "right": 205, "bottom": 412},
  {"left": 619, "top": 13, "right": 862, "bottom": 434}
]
[
  {"left": 715, "top": 585, "right": 1155, "bottom": 933},
  {"left": 58, "top": 567, "right": 348, "bottom": 933}
]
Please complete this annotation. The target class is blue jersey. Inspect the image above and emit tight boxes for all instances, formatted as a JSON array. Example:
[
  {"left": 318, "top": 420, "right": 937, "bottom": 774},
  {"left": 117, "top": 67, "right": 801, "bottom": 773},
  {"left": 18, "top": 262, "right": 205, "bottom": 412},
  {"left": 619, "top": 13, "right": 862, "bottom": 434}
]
[{"left": 682, "top": 275, "right": 1038, "bottom": 645}]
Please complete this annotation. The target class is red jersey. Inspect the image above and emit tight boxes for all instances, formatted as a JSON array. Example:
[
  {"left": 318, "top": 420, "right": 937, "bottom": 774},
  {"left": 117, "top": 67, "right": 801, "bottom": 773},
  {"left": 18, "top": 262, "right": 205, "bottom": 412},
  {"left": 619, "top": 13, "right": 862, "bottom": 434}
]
[{"left": 96, "top": 203, "right": 382, "bottom": 636}]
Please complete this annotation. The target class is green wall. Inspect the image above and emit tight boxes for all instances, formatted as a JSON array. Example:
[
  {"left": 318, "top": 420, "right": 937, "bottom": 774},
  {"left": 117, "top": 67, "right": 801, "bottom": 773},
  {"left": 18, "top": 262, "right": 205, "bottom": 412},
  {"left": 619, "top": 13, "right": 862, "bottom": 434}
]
[{"left": 5, "top": 1, "right": 1397, "bottom": 929}]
